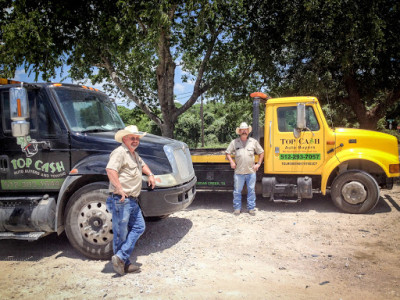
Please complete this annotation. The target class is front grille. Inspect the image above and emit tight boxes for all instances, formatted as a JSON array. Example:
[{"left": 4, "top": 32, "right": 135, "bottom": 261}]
[
  {"left": 164, "top": 142, "right": 194, "bottom": 184},
  {"left": 173, "top": 148, "right": 194, "bottom": 180}
]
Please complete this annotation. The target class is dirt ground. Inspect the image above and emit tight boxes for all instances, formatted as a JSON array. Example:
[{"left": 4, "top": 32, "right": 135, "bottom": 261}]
[{"left": 0, "top": 185, "right": 399, "bottom": 300}]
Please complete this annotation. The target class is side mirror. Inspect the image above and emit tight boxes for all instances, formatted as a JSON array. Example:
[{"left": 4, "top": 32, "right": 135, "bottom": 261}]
[
  {"left": 297, "top": 103, "right": 306, "bottom": 129},
  {"left": 10, "top": 87, "right": 30, "bottom": 137},
  {"left": 294, "top": 103, "right": 306, "bottom": 139}
]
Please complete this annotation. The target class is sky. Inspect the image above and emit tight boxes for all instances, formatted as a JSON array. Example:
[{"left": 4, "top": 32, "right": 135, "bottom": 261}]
[{"left": 11, "top": 64, "right": 196, "bottom": 108}]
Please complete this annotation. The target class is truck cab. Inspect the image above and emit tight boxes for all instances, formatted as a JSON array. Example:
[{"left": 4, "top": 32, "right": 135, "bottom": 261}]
[{"left": 0, "top": 82, "right": 196, "bottom": 259}]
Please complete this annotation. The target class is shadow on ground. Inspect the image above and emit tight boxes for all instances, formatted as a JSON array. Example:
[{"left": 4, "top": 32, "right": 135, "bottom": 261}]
[
  {"left": 1, "top": 189, "right": 396, "bottom": 263},
  {"left": 0, "top": 217, "right": 193, "bottom": 263},
  {"left": 189, "top": 191, "right": 393, "bottom": 215}
]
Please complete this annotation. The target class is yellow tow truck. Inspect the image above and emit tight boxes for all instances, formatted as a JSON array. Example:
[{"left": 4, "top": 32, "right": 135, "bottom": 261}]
[{"left": 191, "top": 92, "right": 400, "bottom": 213}]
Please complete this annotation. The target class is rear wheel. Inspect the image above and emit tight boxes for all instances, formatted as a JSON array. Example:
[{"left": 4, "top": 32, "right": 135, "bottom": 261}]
[
  {"left": 65, "top": 182, "right": 113, "bottom": 259},
  {"left": 331, "top": 170, "right": 380, "bottom": 214}
]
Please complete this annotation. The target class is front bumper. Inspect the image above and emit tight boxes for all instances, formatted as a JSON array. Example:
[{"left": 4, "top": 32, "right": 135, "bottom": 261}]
[{"left": 139, "top": 176, "right": 197, "bottom": 217}]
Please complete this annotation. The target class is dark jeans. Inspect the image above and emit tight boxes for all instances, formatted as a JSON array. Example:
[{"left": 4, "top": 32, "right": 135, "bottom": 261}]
[{"left": 106, "top": 194, "right": 145, "bottom": 265}]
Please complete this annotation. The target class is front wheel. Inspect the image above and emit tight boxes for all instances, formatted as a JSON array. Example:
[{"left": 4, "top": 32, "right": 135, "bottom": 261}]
[
  {"left": 331, "top": 170, "right": 380, "bottom": 214},
  {"left": 64, "top": 182, "right": 113, "bottom": 259}
]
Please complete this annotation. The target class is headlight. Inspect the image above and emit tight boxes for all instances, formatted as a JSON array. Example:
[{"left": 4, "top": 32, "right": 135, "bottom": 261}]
[{"left": 142, "top": 174, "right": 178, "bottom": 188}]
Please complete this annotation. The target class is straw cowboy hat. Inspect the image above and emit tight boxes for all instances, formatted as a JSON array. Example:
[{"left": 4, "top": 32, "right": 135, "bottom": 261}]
[
  {"left": 235, "top": 122, "right": 252, "bottom": 135},
  {"left": 115, "top": 125, "right": 146, "bottom": 143}
]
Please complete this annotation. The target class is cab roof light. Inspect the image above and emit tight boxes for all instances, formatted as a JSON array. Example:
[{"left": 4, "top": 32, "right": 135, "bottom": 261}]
[
  {"left": 81, "top": 85, "right": 100, "bottom": 92},
  {"left": 52, "top": 83, "right": 62, "bottom": 87},
  {"left": 250, "top": 92, "right": 268, "bottom": 99}
]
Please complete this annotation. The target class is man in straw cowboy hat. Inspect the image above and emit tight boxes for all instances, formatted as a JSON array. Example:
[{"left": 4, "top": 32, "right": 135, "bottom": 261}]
[
  {"left": 226, "top": 122, "right": 264, "bottom": 216},
  {"left": 106, "top": 125, "right": 156, "bottom": 275}
]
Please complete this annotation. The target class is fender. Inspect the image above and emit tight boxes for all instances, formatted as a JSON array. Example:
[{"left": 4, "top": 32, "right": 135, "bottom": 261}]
[
  {"left": 70, "top": 154, "right": 110, "bottom": 175},
  {"left": 55, "top": 154, "right": 110, "bottom": 234},
  {"left": 320, "top": 155, "right": 340, "bottom": 195},
  {"left": 320, "top": 148, "right": 396, "bottom": 194}
]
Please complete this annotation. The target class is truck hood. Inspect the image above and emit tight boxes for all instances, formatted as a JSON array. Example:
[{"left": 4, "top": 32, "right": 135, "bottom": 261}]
[
  {"left": 71, "top": 131, "right": 177, "bottom": 153},
  {"left": 69, "top": 131, "right": 192, "bottom": 178},
  {"left": 335, "top": 128, "right": 399, "bottom": 157},
  {"left": 69, "top": 131, "right": 176, "bottom": 175}
]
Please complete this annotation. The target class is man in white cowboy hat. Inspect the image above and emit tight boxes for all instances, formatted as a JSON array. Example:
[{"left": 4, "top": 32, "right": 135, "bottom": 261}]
[
  {"left": 226, "top": 122, "right": 264, "bottom": 216},
  {"left": 106, "top": 125, "right": 156, "bottom": 275}
]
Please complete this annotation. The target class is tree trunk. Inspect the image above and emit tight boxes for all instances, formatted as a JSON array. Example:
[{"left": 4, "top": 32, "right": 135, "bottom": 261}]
[
  {"left": 156, "top": 29, "right": 177, "bottom": 138},
  {"left": 343, "top": 75, "right": 383, "bottom": 130}
]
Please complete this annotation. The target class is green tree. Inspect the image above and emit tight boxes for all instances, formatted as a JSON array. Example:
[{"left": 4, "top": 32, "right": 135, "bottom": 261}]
[
  {"left": 248, "top": 0, "right": 400, "bottom": 129},
  {"left": 173, "top": 96, "right": 261, "bottom": 148},
  {"left": 0, "top": 0, "right": 253, "bottom": 138}
]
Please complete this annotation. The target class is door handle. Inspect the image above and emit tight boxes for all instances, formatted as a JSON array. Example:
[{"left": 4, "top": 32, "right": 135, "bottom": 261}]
[{"left": 269, "top": 121, "right": 272, "bottom": 148}]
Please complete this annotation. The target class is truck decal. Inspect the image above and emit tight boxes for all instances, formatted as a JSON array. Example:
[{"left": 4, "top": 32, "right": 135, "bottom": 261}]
[
  {"left": 197, "top": 181, "right": 226, "bottom": 186},
  {"left": 279, "top": 153, "right": 321, "bottom": 160},
  {"left": 16, "top": 136, "right": 39, "bottom": 157},
  {"left": 281, "top": 162, "right": 318, "bottom": 166},
  {"left": 280, "top": 138, "right": 320, "bottom": 145},
  {"left": 10, "top": 158, "right": 66, "bottom": 178},
  {"left": 1, "top": 178, "right": 64, "bottom": 190}
]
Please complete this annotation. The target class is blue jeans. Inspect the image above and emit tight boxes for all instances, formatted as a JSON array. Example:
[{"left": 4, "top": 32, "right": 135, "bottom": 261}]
[
  {"left": 106, "top": 194, "right": 145, "bottom": 266},
  {"left": 233, "top": 173, "right": 256, "bottom": 210}
]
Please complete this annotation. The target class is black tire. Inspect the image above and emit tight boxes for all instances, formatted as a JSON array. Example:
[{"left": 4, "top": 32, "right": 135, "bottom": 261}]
[
  {"left": 331, "top": 170, "right": 380, "bottom": 214},
  {"left": 64, "top": 182, "right": 113, "bottom": 260}
]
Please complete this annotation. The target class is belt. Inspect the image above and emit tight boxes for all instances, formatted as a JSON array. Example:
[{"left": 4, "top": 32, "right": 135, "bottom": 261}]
[{"left": 109, "top": 193, "right": 138, "bottom": 200}]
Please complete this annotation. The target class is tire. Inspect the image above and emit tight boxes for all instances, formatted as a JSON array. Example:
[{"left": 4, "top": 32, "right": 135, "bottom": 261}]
[
  {"left": 331, "top": 170, "right": 380, "bottom": 214},
  {"left": 64, "top": 182, "right": 113, "bottom": 260}
]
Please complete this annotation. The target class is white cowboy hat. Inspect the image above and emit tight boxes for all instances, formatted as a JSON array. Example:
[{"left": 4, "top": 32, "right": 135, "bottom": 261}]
[
  {"left": 235, "top": 122, "right": 252, "bottom": 135},
  {"left": 115, "top": 125, "right": 146, "bottom": 143}
]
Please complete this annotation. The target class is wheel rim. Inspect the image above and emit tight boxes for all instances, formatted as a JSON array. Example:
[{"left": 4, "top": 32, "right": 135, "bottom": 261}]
[
  {"left": 341, "top": 181, "right": 367, "bottom": 205},
  {"left": 77, "top": 201, "right": 113, "bottom": 245}
]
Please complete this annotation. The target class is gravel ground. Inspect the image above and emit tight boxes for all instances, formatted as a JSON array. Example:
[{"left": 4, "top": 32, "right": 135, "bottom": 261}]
[{"left": 0, "top": 185, "right": 399, "bottom": 299}]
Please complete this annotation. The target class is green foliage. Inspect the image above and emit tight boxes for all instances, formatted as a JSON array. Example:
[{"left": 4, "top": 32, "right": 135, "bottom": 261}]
[
  {"left": 248, "top": 0, "right": 400, "bottom": 129},
  {"left": 174, "top": 111, "right": 201, "bottom": 148},
  {"left": 117, "top": 96, "right": 264, "bottom": 148},
  {"left": 117, "top": 105, "right": 157, "bottom": 134},
  {"left": 2, "top": 0, "right": 398, "bottom": 133},
  {"left": 175, "top": 97, "right": 263, "bottom": 148},
  {"left": 0, "top": 0, "right": 255, "bottom": 137}
]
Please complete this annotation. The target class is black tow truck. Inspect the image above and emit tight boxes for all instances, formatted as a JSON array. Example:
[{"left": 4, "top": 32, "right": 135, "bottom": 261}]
[{"left": 0, "top": 82, "right": 196, "bottom": 259}]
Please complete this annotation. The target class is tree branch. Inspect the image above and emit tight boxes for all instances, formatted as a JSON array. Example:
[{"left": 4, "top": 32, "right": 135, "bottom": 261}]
[
  {"left": 137, "top": 18, "right": 147, "bottom": 34},
  {"left": 100, "top": 54, "right": 162, "bottom": 126},
  {"left": 175, "top": 28, "right": 220, "bottom": 118}
]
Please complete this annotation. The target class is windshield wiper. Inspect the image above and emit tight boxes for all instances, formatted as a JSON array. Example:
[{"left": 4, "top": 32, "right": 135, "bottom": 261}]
[{"left": 81, "top": 128, "right": 111, "bottom": 133}]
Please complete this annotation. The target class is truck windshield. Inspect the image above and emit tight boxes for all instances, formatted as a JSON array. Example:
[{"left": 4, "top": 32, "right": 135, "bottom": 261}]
[{"left": 52, "top": 87, "right": 125, "bottom": 132}]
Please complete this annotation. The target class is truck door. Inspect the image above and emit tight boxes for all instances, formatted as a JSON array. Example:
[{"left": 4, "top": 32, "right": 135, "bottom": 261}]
[
  {"left": 0, "top": 88, "right": 70, "bottom": 193},
  {"left": 272, "top": 105, "right": 325, "bottom": 174}
]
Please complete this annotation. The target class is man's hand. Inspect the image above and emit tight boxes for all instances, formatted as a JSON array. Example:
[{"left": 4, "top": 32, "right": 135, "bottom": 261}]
[
  {"left": 253, "top": 163, "right": 261, "bottom": 171},
  {"left": 106, "top": 168, "right": 127, "bottom": 202},
  {"left": 114, "top": 187, "right": 128, "bottom": 202},
  {"left": 226, "top": 153, "right": 236, "bottom": 170},
  {"left": 148, "top": 175, "right": 156, "bottom": 189}
]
